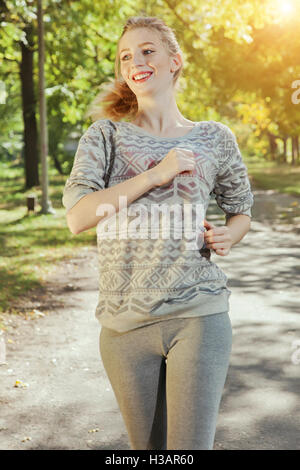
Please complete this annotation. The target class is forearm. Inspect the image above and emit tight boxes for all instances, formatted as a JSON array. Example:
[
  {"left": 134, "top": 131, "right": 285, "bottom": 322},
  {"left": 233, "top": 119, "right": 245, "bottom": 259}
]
[
  {"left": 225, "top": 214, "right": 251, "bottom": 246},
  {"left": 67, "top": 168, "right": 158, "bottom": 235}
]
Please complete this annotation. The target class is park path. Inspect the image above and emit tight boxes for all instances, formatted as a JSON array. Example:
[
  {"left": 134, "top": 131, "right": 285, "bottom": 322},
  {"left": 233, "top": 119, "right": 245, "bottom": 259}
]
[{"left": 0, "top": 187, "right": 299, "bottom": 450}]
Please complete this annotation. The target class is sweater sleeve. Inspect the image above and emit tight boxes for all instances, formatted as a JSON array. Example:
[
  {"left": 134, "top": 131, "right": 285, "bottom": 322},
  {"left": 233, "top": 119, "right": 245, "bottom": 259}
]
[
  {"left": 212, "top": 123, "right": 254, "bottom": 219},
  {"left": 62, "top": 121, "right": 107, "bottom": 212}
]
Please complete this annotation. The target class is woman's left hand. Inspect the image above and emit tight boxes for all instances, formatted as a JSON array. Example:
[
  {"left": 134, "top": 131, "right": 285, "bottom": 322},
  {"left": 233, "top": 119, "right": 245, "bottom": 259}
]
[{"left": 203, "top": 219, "right": 233, "bottom": 256}]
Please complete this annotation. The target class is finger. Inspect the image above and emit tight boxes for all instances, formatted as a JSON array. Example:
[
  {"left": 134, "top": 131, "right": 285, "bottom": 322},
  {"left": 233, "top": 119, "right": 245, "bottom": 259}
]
[
  {"left": 205, "top": 239, "right": 224, "bottom": 248},
  {"left": 205, "top": 239, "right": 226, "bottom": 246},
  {"left": 205, "top": 231, "right": 226, "bottom": 238},
  {"left": 205, "top": 226, "right": 227, "bottom": 234},
  {"left": 181, "top": 156, "right": 195, "bottom": 164},
  {"left": 215, "top": 248, "right": 229, "bottom": 256},
  {"left": 204, "top": 229, "right": 228, "bottom": 242},
  {"left": 205, "top": 241, "right": 227, "bottom": 250},
  {"left": 204, "top": 219, "right": 215, "bottom": 230}
]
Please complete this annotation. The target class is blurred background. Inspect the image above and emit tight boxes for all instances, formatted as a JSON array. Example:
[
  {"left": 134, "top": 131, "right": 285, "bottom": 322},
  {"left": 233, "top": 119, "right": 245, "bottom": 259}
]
[{"left": 0, "top": 0, "right": 300, "bottom": 315}]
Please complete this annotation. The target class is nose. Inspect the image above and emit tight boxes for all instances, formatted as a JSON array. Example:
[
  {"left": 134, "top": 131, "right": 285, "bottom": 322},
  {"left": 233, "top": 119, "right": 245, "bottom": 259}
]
[{"left": 129, "top": 50, "right": 147, "bottom": 67}]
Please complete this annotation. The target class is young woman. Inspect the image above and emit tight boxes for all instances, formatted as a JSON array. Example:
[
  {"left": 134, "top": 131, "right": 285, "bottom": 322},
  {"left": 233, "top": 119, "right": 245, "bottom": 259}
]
[{"left": 62, "top": 16, "right": 254, "bottom": 450}]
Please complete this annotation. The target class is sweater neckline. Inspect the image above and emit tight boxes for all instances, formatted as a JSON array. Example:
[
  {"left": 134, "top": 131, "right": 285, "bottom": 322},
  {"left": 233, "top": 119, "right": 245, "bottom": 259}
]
[{"left": 118, "top": 120, "right": 201, "bottom": 140}]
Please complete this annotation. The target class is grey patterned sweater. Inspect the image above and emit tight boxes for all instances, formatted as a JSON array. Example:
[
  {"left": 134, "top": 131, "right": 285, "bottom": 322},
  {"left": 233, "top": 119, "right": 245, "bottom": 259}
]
[{"left": 62, "top": 119, "right": 254, "bottom": 332}]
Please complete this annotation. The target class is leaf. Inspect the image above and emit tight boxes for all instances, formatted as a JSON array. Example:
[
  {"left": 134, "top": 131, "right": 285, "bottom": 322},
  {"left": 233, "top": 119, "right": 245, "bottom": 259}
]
[
  {"left": 14, "top": 379, "right": 29, "bottom": 388},
  {"left": 32, "top": 309, "right": 45, "bottom": 317}
]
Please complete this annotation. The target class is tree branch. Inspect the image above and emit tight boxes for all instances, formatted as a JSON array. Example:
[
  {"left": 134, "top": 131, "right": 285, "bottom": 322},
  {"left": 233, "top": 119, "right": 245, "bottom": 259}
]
[
  {"left": 163, "top": 0, "right": 203, "bottom": 40},
  {"left": 2, "top": 56, "right": 20, "bottom": 63}
]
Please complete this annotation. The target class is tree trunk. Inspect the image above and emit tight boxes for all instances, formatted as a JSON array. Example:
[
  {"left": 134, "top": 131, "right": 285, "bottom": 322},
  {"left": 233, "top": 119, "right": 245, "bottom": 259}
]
[
  {"left": 268, "top": 132, "right": 278, "bottom": 161},
  {"left": 281, "top": 137, "right": 287, "bottom": 163},
  {"left": 291, "top": 136, "right": 297, "bottom": 165},
  {"left": 296, "top": 136, "right": 300, "bottom": 165},
  {"left": 52, "top": 154, "right": 64, "bottom": 174},
  {"left": 19, "top": 23, "right": 40, "bottom": 189}
]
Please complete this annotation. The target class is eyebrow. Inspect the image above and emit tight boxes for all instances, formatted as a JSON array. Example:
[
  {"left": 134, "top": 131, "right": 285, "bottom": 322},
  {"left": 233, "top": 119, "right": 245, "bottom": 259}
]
[{"left": 120, "top": 42, "right": 156, "bottom": 54}]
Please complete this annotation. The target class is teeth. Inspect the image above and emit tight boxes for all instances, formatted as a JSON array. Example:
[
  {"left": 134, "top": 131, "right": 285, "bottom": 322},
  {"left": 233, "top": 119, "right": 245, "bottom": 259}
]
[{"left": 134, "top": 73, "right": 152, "bottom": 80}]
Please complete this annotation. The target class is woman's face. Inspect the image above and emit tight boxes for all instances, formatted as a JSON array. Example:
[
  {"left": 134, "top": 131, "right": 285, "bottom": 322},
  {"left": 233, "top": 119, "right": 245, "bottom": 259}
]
[{"left": 118, "top": 28, "right": 179, "bottom": 97}]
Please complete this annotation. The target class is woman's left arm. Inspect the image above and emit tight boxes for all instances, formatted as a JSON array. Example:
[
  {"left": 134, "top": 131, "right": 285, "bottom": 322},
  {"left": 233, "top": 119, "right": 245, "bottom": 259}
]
[
  {"left": 204, "top": 214, "right": 251, "bottom": 256},
  {"left": 204, "top": 123, "right": 254, "bottom": 256},
  {"left": 226, "top": 213, "right": 251, "bottom": 246}
]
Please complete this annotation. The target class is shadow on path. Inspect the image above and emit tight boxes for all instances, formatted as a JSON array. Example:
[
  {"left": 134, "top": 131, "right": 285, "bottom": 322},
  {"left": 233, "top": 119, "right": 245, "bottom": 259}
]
[{"left": 0, "top": 187, "right": 299, "bottom": 449}]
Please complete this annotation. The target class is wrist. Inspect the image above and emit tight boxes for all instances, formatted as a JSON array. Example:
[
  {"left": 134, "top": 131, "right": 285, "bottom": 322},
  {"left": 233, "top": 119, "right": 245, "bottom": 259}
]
[
  {"left": 225, "top": 214, "right": 250, "bottom": 246},
  {"left": 146, "top": 167, "right": 160, "bottom": 188}
]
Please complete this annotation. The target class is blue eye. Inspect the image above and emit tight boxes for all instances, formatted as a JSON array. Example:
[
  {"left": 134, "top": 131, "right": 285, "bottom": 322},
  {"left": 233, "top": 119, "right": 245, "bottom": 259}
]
[{"left": 121, "top": 49, "right": 154, "bottom": 61}]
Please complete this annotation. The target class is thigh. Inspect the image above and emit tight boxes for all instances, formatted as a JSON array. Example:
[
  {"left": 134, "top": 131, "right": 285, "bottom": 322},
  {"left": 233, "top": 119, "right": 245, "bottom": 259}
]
[
  {"left": 166, "top": 312, "right": 232, "bottom": 450},
  {"left": 99, "top": 325, "right": 167, "bottom": 450}
]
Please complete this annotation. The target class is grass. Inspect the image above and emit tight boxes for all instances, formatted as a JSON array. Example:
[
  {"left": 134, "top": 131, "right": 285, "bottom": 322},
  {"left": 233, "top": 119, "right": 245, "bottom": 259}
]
[
  {"left": 0, "top": 155, "right": 299, "bottom": 316},
  {"left": 0, "top": 159, "right": 97, "bottom": 316},
  {"left": 244, "top": 155, "right": 300, "bottom": 197}
]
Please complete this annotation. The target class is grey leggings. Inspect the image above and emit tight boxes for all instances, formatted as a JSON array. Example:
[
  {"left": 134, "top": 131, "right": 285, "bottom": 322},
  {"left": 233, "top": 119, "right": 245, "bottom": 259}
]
[{"left": 99, "top": 312, "right": 232, "bottom": 450}]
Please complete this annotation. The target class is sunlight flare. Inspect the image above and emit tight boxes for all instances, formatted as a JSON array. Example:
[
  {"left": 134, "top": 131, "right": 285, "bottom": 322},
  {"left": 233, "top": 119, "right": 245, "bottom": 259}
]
[{"left": 277, "top": 0, "right": 294, "bottom": 15}]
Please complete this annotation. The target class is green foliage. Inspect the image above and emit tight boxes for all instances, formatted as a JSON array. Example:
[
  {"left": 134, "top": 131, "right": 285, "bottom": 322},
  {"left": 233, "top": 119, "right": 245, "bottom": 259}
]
[
  {"left": 0, "top": 0, "right": 300, "bottom": 170},
  {"left": 0, "top": 159, "right": 97, "bottom": 312},
  {"left": 1, "top": 0, "right": 299, "bottom": 314}
]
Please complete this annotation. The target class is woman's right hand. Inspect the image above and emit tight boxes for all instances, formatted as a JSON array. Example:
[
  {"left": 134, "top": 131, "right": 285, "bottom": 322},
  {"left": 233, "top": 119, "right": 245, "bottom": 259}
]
[{"left": 150, "top": 147, "right": 196, "bottom": 187}]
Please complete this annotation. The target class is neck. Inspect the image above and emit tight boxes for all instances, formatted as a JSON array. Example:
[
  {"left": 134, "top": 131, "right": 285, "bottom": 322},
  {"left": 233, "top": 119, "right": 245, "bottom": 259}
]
[{"left": 133, "top": 90, "right": 189, "bottom": 133}]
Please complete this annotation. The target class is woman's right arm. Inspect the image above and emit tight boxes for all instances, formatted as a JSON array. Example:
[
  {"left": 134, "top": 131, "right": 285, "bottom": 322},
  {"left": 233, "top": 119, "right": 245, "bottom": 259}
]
[
  {"left": 67, "top": 168, "right": 159, "bottom": 235},
  {"left": 67, "top": 143, "right": 197, "bottom": 235},
  {"left": 63, "top": 118, "right": 196, "bottom": 236}
]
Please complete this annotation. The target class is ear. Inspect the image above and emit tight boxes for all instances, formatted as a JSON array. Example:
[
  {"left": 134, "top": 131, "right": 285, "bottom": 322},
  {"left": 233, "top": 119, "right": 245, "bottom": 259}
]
[{"left": 170, "top": 52, "right": 182, "bottom": 73}]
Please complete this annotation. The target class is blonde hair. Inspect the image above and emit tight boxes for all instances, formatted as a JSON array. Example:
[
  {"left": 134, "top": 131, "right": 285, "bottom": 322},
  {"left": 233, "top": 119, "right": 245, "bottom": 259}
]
[{"left": 84, "top": 16, "right": 184, "bottom": 122}]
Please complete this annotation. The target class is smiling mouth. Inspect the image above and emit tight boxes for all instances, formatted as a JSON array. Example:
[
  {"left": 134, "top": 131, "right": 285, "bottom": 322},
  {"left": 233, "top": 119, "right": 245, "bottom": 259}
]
[{"left": 132, "top": 72, "right": 153, "bottom": 82}]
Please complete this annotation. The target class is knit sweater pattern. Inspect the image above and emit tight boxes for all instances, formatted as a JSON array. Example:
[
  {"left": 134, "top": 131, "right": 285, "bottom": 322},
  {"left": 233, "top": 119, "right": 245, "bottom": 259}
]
[{"left": 62, "top": 119, "right": 254, "bottom": 332}]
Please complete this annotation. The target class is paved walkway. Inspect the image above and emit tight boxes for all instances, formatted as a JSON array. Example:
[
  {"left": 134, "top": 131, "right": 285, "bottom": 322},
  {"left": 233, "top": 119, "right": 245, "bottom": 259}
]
[{"left": 0, "top": 187, "right": 299, "bottom": 449}]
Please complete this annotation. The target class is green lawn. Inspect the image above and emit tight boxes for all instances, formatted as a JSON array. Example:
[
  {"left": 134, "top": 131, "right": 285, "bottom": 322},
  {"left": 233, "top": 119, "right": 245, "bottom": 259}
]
[
  {"left": 245, "top": 155, "right": 300, "bottom": 197},
  {"left": 0, "top": 156, "right": 299, "bottom": 317},
  {"left": 0, "top": 160, "right": 97, "bottom": 317}
]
